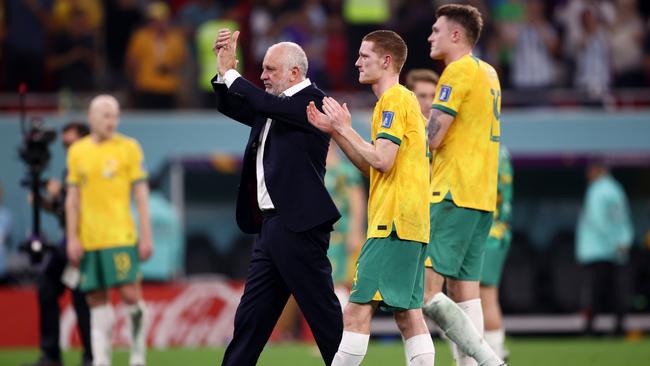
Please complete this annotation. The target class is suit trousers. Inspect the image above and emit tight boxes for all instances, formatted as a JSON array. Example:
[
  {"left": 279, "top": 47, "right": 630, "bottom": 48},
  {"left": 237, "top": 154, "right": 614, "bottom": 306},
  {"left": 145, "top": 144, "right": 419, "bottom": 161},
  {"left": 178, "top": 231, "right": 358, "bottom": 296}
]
[{"left": 222, "top": 212, "right": 343, "bottom": 365}]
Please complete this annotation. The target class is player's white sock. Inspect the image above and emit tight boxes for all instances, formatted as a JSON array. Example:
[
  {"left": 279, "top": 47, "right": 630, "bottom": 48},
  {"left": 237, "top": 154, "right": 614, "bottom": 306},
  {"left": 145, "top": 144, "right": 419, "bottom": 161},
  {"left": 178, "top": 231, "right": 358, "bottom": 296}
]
[
  {"left": 422, "top": 293, "right": 502, "bottom": 366},
  {"left": 405, "top": 333, "right": 435, "bottom": 366},
  {"left": 451, "top": 299, "right": 484, "bottom": 366},
  {"left": 484, "top": 329, "right": 507, "bottom": 360},
  {"left": 331, "top": 331, "right": 369, "bottom": 366},
  {"left": 91, "top": 304, "right": 115, "bottom": 366},
  {"left": 128, "top": 301, "right": 147, "bottom": 366}
]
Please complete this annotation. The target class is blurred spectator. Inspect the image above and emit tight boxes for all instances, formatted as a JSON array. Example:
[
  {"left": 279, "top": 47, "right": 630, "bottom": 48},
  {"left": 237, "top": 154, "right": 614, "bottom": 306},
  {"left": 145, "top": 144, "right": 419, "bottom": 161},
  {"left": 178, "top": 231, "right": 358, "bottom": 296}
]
[
  {"left": 52, "top": 0, "right": 102, "bottom": 31},
  {"left": 509, "top": 0, "right": 559, "bottom": 90},
  {"left": 249, "top": 0, "right": 296, "bottom": 70},
  {"left": 47, "top": 5, "right": 96, "bottom": 91},
  {"left": 573, "top": 7, "right": 610, "bottom": 98},
  {"left": 0, "top": 181, "right": 12, "bottom": 279},
  {"left": 610, "top": 0, "right": 645, "bottom": 87},
  {"left": 576, "top": 161, "right": 634, "bottom": 335},
  {"left": 391, "top": 0, "right": 437, "bottom": 73},
  {"left": 126, "top": 1, "right": 187, "bottom": 109},
  {"left": 104, "top": 0, "right": 144, "bottom": 90},
  {"left": 324, "top": 15, "right": 350, "bottom": 90},
  {"left": 178, "top": 0, "right": 220, "bottom": 58},
  {"left": 2, "top": 0, "right": 54, "bottom": 92},
  {"left": 556, "top": 0, "right": 615, "bottom": 59},
  {"left": 297, "top": 0, "right": 328, "bottom": 87}
]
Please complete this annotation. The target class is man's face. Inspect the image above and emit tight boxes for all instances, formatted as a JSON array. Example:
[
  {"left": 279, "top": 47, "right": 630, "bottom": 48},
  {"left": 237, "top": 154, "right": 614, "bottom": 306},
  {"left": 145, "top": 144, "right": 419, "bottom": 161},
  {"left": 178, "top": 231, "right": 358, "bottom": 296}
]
[
  {"left": 260, "top": 47, "right": 294, "bottom": 96},
  {"left": 412, "top": 80, "right": 437, "bottom": 117},
  {"left": 355, "top": 41, "right": 385, "bottom": 85},
  {"left": 62, "top": 129, "right": 81, "bottom": 151},
  {"left": 89, "top": 100, "right": 120, "bottom": 140},
  {"left": 428, "top": 16, "right": 453, "bottom": 60}
]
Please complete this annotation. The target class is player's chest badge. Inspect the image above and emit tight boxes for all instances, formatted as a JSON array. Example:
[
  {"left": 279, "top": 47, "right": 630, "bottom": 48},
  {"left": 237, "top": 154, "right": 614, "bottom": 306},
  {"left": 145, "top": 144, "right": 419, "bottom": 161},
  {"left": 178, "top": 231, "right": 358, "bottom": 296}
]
[{"left": 103, "top": 159, "right": 119, "bottom": 179}]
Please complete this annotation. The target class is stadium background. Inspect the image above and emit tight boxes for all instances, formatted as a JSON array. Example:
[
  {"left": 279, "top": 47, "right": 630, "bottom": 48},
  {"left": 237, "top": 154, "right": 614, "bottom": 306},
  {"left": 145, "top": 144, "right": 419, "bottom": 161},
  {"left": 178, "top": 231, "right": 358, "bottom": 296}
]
[{"left": 1, "top": 0, "right": 650, "bottom": 364}]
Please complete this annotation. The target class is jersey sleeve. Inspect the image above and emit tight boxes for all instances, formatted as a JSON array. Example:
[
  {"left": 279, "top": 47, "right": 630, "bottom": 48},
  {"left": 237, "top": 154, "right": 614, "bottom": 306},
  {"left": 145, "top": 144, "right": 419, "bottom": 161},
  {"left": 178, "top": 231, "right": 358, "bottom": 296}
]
[
  {"left": 432, "top": 61, "right": 473, "bottom": 117},
  {"left": 127, "top": 140, "right": 148, "bottom": 183},
  {"left": 66, "top": 145, "right": 80, "bottom": 186},
  {"left": 375, "top": 93, "right": 406, "bottom": 146}
]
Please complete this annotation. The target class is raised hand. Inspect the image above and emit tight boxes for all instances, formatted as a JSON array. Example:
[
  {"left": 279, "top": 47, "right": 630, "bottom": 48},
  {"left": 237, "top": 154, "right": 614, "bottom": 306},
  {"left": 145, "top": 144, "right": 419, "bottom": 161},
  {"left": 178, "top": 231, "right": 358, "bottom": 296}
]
[
  {"left": 217, "top": 30, "right": 240, "bottom": 76},
  {"left": 322, "top": 97, "right": 352, "bottom": 134},
  {"left": 306, "top": 101, "right": 335, "bottom": 134}
]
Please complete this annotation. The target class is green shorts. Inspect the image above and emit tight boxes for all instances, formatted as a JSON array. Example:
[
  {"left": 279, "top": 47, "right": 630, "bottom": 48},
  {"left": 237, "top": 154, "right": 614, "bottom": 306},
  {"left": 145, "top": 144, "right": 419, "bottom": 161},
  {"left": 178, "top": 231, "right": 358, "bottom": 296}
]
[
  {"left": 349, "top": 231, "right": 427, "bottom": 312},
  {"left": 327, "top": 241, "right": 349, "bottom": 284},
  {"left": 80, "top": 245, "right": 140, "bottom": 292},
  {"left": 480, "top": 236, "right": 511, "bottom": 286},
  {"left": 426, "top": 200, "right": 492, "bottom": 281}
]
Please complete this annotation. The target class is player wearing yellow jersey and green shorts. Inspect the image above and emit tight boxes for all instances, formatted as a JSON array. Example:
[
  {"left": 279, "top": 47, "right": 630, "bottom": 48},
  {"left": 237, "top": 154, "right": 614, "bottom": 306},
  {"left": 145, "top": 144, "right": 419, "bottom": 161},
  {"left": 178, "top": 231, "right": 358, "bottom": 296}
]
[
  {"left": 307, "top": 30, "right": 435, "bottom": 366},
  {"left": 66, "top": 95, "right": 153, "bottom": 366},
  {"left": 421, "top": 4, "right": 505, "bottom": 366},
  {"left": 480, "top": 145, "right": 513, "bottom": 361}
]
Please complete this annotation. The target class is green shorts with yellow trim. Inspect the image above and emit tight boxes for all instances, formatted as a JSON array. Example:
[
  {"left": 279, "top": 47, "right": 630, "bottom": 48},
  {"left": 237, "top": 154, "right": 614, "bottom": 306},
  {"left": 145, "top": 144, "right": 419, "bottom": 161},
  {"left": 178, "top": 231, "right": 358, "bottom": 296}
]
[
  {"left": 480, "top": 236, "right": 511, "bottom": 287},
  {"left": 425, "top": 200, "right": 492, "bottom": 281},
  {"left": 80, "top": 245, "right": 140, "bottom": 292},
  {"left": 349, "top": 231, "right": 426, "bottom": 312}
]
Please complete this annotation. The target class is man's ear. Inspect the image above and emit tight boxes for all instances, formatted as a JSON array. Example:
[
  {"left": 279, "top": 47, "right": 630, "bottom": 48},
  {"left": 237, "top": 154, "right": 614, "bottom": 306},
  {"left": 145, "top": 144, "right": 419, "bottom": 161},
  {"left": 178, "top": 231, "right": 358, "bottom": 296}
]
[{"left": 383, "top": 55, "right": 391, "bottom": 70}]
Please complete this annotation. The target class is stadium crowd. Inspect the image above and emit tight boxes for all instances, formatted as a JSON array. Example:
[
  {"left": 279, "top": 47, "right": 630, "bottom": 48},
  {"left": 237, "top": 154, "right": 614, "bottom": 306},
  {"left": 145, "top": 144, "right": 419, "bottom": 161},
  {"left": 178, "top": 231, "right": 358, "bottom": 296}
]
[{"left": 2, "top": 0, "right": 650, "bottom": 108}]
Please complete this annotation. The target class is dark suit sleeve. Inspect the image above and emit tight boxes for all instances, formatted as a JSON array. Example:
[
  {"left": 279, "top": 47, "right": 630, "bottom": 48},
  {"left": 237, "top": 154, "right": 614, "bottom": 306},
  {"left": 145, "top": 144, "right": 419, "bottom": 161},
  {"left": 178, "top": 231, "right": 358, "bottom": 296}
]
[
  {"left": 211, "top": 75, "right": 256, "bottom": 127},
  {"left": 228, "top": 76, "right": 323, "bottom": 133}
]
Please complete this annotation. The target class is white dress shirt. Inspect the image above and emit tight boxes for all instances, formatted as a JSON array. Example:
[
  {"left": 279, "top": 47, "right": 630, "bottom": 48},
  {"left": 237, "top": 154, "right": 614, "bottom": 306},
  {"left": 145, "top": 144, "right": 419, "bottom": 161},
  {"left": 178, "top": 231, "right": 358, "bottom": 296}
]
[{"left": 216, "top": 69, "right": 312, "bottom": 210}]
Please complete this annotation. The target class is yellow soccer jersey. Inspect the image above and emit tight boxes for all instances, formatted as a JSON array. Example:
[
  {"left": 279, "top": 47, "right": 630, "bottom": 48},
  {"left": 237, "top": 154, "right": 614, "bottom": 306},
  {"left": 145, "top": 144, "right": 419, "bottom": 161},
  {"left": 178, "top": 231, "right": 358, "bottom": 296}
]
[
  {"left": 430, "top": 54, "right": 501, "bottom": 212},
  {"left": 67, "top": 133, "right": 148, "bottom": 250},
  {"left": 367, "top": 84, "right": 430, "bottom": 244}
]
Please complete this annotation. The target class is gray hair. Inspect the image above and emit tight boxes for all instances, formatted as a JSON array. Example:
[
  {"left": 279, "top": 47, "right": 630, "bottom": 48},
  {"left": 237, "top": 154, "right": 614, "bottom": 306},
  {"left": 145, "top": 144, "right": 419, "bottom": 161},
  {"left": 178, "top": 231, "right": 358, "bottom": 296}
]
[{"left": 268, "top": 42, "right": 308, "bottom": 77}]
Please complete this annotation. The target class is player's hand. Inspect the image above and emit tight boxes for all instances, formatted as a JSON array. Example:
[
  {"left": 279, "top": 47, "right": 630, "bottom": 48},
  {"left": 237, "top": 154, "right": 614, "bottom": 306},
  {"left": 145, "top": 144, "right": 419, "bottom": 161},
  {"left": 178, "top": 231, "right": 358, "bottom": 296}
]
[
  {"left": 139, "top": 236, "right": 154, "bottom": 261},
  {"left": 212, "top": 28, "right": 232, "bottom": 56},
  {"left": 306, "top": 101, "right": 335, "bottom": 134},
  {"left": 217, "top": 31, "right": 239, "bottom": 76},
  {"left": 46, "top": 178, "right": 62, "bottom": 198},
  {"left": 67, "top": 237, "right": 84, "bottom": 266},
  {"left": 322, "top": 97, "right": 352, "bottom": 134}
]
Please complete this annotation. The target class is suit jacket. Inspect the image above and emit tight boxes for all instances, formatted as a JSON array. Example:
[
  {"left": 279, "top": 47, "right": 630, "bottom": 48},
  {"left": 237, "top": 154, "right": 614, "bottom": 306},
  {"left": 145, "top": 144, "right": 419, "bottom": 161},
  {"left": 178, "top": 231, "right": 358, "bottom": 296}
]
[{"left": 212, "top": 75, "right": 341, "bottom": 234}]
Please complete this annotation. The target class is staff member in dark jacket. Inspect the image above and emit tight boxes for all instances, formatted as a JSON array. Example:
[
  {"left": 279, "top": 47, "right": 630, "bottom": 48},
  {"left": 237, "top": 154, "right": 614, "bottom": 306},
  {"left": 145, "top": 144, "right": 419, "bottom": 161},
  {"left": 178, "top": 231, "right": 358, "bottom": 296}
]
[{"left": 212, "top": 29, "right": 343, "bottom": 366}]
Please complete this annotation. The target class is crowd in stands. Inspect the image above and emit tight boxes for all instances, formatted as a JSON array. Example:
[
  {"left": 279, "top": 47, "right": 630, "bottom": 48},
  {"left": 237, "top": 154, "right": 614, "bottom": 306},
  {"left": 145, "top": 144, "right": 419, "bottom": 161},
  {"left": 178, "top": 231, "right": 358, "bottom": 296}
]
[{"left": 1, "top": 0, "right": 650, "bottom": 108}]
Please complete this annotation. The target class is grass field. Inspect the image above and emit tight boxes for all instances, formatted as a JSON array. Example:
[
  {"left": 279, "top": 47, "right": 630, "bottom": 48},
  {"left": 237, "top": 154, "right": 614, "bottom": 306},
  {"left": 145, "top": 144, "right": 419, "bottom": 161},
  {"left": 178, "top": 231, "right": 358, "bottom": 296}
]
[{"left": 1, "top": 337, "right": 649, "bottom": 366}]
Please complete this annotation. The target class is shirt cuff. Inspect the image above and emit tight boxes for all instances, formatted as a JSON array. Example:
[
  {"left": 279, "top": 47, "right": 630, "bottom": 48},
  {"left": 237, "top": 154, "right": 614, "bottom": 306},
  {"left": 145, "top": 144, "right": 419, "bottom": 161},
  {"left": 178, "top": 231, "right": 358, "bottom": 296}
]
[{"left": 223, "top": 69, "right": 241, "bottom": 88}]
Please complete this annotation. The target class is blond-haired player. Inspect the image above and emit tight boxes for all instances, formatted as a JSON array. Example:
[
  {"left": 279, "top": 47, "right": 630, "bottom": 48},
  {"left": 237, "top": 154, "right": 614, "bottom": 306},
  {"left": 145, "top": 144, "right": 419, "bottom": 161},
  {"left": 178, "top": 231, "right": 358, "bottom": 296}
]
[{"left": 66, "top": 95, "right": 153, "bottom": 366}]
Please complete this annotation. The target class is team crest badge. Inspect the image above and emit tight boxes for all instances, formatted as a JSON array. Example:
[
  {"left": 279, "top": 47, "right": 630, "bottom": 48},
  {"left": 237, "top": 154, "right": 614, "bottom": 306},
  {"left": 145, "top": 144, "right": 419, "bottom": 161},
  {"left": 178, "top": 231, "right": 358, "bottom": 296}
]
[
  {"left": 381, "top": 111, "right": 394, "bottom": 128},
  {"left": 439, "top": 85, "right": 452, "bottom": 102}
]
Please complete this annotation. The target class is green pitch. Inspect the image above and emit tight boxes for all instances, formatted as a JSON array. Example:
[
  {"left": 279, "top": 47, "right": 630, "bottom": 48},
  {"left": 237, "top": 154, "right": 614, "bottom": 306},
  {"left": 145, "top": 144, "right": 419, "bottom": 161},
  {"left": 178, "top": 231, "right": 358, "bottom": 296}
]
[{"left": 1, "top": 337, "right": 649, "bottom": 365}]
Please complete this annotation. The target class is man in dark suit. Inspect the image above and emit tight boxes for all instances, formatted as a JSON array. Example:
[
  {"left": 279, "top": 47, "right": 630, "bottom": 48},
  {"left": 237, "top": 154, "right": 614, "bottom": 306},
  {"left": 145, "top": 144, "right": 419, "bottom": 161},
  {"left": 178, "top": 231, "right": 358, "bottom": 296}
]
[{"left": 212, "top": 29, "right": 343, "bottom": 365}]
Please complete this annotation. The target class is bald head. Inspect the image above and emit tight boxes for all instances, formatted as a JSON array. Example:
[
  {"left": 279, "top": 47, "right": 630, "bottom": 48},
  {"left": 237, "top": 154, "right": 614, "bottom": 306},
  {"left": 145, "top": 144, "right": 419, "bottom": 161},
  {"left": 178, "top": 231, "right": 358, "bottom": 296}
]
[
  {"left": 88, "top": 94, "right": 120, "bottom": 141},
  {"left": 268, "top": 42, "right": 308, "bottom": 77},
  {"left": 261, "top": 42, "right": 309, "bottom": 95}
]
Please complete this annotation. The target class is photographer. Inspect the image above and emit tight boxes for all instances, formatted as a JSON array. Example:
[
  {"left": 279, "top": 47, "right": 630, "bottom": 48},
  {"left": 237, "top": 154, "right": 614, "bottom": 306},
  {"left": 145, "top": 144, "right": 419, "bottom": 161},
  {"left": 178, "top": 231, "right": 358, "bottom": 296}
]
[{"left": 25, "top": 122, "right": 92, "bottom": 366}]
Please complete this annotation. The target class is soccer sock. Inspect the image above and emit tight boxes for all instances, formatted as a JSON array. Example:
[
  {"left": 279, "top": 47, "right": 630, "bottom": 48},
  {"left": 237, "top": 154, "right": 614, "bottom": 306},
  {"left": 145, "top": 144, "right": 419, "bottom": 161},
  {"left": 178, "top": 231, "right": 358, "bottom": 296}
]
[
  {"left": 331, "top": 331, "right": 369, "bottom": 366},
  {"left": 405, "top": 334, "right": 435, "bottom": 366},
  {"left": 484, "top": 329, "right": 507, "bottom": 360},
  {"left": 90, "top": 304, "right": 115, "bottom": 366},
  {"left": 451, "top": 299, "right": 484, "bottom": 366},
  {"left": 127, "top": 301, "right": 147, "bottom": 366},
  {"left": 422, "top": 293, "right": 502, "bottom": 366}
]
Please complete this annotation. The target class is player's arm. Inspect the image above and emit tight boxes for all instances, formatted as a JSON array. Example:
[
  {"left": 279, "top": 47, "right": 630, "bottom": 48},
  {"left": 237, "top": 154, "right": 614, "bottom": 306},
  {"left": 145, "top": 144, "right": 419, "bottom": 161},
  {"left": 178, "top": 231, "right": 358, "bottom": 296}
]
[
  {"left": 427, "top": 109, "right": 454, "bottom": 150},
  {"left": 65, "top": 185, "right": 83, "bottom": 266},
  {"left": 133, "top": 182, "right": 153, "bottom": 261}
]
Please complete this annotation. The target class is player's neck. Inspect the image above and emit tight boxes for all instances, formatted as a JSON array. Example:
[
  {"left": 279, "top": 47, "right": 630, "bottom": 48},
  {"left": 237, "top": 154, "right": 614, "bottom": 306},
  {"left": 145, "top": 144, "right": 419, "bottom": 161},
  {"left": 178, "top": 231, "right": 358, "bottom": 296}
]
[
  {"left": 371, "top": 73, "right": 399, "bottom": 99},
  {"left": 91, "top": 132, "right": 113, "bottom": 143},
  {"left": 444, "top": 47, "right": 472, "bottom": 65}
]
